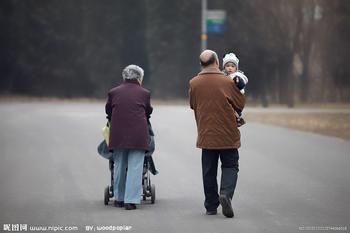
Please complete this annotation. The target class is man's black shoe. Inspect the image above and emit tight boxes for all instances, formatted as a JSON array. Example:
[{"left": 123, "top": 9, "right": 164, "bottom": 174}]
[
  {"left": 114, "top": 201, "right": 124, "bottom": 208},
  {"left": 124, "top": 203, "right": 137, "bottom": 210},
  {"left": 206, "top": 209, "right": 217, "bottom": 215},
  {"left": 219, "top": 195, "right": 234, "bottom": 218}
]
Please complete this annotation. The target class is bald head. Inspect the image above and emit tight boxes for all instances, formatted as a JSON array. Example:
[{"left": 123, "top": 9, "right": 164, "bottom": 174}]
[{"left": 199, "top": 49, "right": 219, "bottom": 68}]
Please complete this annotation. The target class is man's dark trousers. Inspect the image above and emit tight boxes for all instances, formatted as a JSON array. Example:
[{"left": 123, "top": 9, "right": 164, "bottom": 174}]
[{"left": 201, "top": 149, "right": 239, "bottom": 211}]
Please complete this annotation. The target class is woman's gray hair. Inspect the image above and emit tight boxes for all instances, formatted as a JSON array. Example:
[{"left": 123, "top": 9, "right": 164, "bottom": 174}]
[{"left": 122, "top": 64, "right": 144, "bottom": 82}]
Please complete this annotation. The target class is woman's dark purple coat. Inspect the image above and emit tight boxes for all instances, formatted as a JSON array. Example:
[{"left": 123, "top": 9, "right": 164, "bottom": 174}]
[{"left": 105, "top": 80, "right": 152, "bottom": 151}]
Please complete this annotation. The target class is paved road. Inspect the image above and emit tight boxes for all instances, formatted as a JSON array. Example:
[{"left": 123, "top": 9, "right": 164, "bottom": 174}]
[
  {"left": 244, "top": 106, "right": 350, "bottom": 114},
  {"left": 0, "top": 102, "right": 349, "bottom": 233}
]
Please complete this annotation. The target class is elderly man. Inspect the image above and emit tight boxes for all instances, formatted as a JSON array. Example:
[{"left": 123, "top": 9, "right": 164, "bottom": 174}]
[
  {"left": 189, "top": 50, "right": 245, "bottom": 218},
  {"left": 106, "top": 64, "right": 152, "bottom": 210}
]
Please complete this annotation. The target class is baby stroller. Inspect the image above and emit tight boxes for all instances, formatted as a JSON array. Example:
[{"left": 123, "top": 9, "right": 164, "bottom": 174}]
[{"left": 98, "top": 122, "right": 158, "bottom": 206}]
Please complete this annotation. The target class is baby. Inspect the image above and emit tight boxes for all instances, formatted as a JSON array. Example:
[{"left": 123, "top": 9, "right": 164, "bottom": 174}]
[{"left": 222, "top": 52, "right": 248, "bottom": 127}]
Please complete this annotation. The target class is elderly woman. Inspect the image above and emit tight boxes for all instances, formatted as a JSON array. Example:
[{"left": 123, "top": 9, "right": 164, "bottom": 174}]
[{"left": 105, "top": 64, "right": 153, "bottom": 210}]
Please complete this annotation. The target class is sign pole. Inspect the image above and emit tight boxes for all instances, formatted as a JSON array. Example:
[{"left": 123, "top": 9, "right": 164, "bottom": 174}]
[{"left": 201, "top": 0, "right": 207, "bottom": 52}]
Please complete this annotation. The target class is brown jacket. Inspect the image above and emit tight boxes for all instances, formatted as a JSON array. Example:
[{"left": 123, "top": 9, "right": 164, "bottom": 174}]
[{"left": 189, "top": 67, "right": 245, "bottom": 149}]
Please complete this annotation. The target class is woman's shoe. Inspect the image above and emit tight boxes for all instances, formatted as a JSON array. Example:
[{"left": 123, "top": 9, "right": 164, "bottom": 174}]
[
  {"left": 124, "top": 203, "right": 136, "bottom": 210},
  {"left": 114, "top": 201, "right": 124, "bottom": 208}
]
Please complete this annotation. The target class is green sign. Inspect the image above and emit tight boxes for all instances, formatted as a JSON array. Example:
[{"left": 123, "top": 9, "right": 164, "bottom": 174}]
[{"left": 206, "top": 10, "right": 226, "bottom": 33}]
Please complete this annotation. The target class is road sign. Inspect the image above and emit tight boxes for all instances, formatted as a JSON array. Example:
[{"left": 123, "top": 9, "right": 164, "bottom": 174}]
[{"left": 206, "top": 10, "right": 226, "bottom": 33}]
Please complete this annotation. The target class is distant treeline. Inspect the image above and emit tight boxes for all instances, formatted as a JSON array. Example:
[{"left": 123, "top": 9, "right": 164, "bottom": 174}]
[{"left": 0, "top": 0, "right": 349, "bottom": 105}]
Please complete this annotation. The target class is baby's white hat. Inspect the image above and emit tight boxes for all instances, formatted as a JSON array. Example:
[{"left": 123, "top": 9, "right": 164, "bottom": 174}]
[{"left": 223, "top": 53, "right": 239, "bottom": 69}]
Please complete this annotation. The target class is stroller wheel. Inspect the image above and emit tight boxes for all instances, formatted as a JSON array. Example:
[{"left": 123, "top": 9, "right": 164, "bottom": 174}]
[
  {"left": 142, "top": 188, "right": 147, "bottom": 201},
  {"left": 104, "top": 186, "right": 110, "bottom": 205},
  {"left": 151, "top": 184, "right": 156, "bottom": 204},
  {"left": 109, "top": 185, "right": 114, "bottom": 198}
]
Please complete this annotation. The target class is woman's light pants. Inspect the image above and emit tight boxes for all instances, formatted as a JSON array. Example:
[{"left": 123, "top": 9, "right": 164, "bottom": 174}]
[{"left": 113, "top": 149, "right": 145, "bottom": 204}]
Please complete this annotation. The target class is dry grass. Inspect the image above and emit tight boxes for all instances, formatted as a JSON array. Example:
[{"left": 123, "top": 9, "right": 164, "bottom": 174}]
[
  {"left": 1, "top": 96, "right": 349, "bottom": 140},
  {"left": 245, "top": 112, "right": 350, "bottom": 141},
  {"left": 0, "top": 95, "right": 104, "bottom": 103}
]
